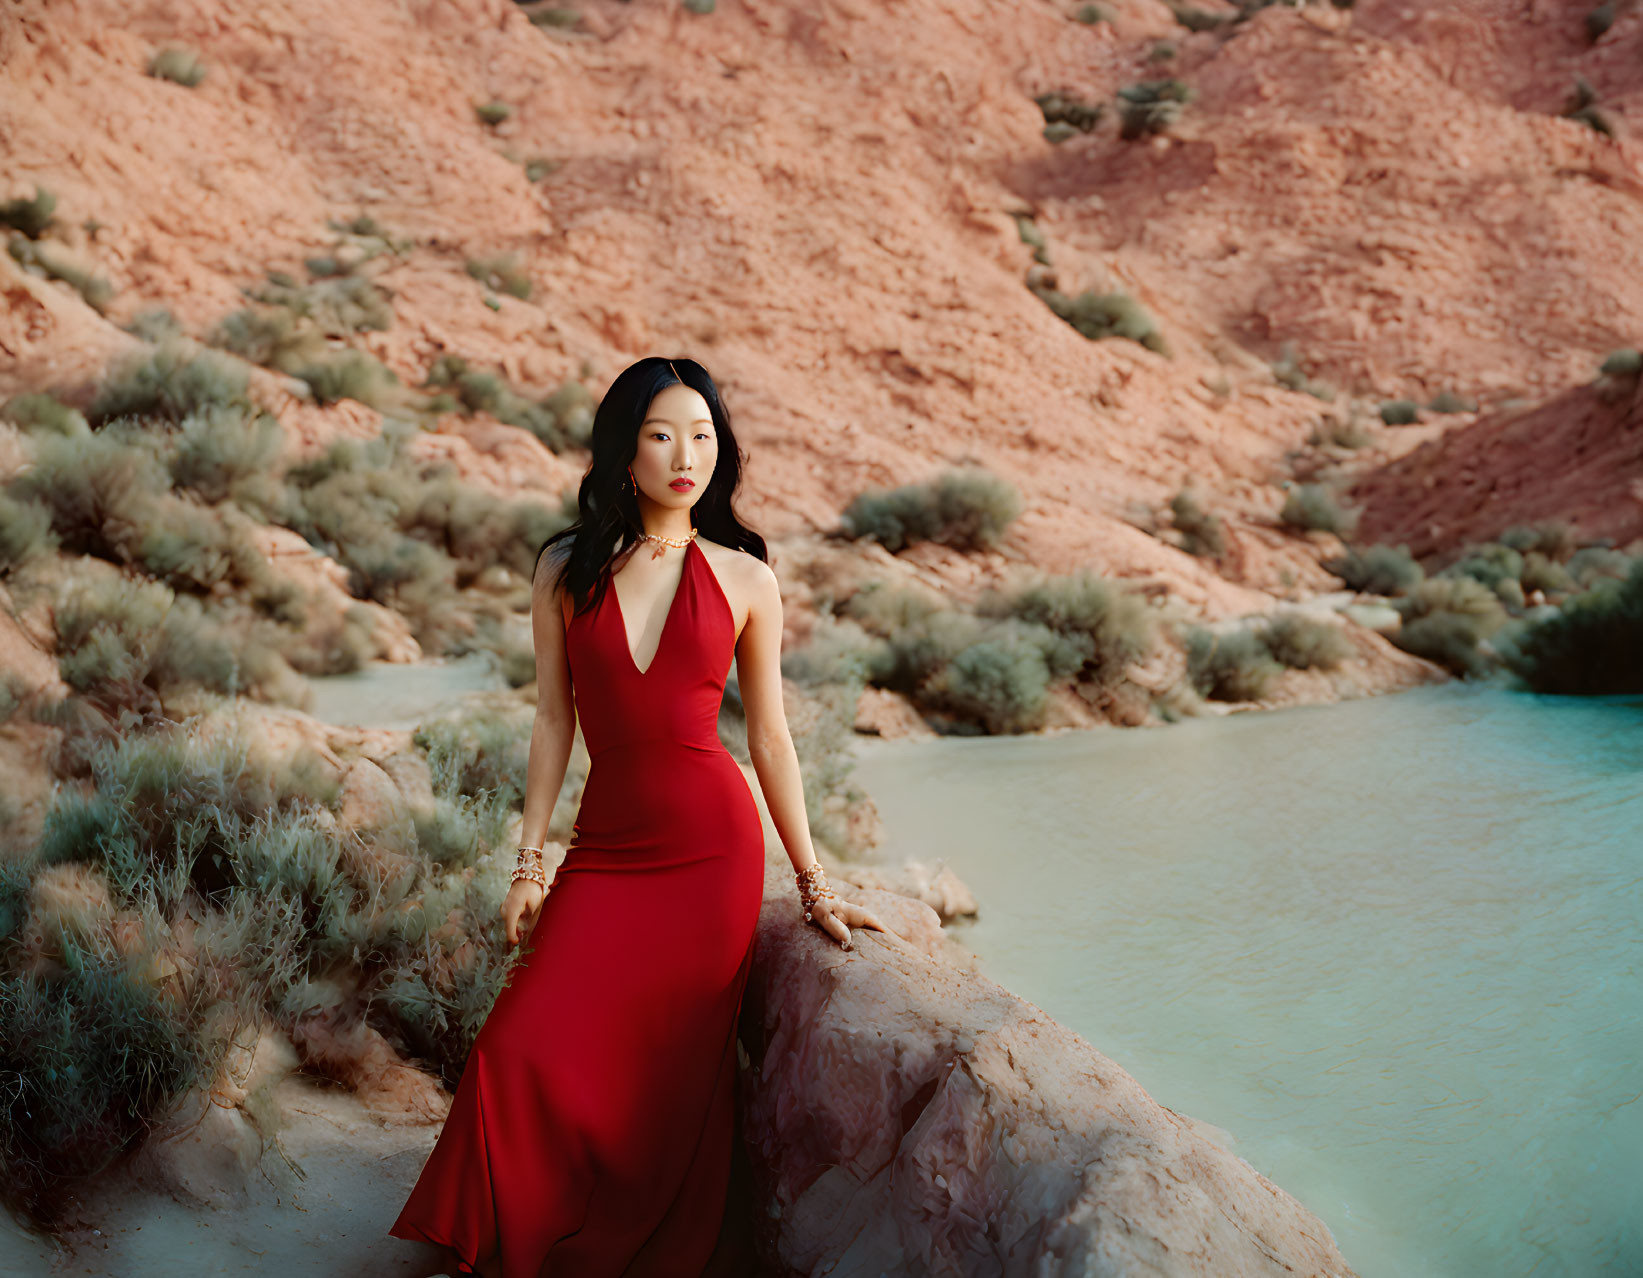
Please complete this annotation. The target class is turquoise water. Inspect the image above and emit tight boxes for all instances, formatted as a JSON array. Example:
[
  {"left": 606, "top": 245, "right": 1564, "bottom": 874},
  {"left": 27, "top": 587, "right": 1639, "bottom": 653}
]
[
  {"left": 852, "top": 684, "right": 1643, "bottom": 1278},
  {"left": 303, "top": 653, "right": 508, "bottom": 730}
]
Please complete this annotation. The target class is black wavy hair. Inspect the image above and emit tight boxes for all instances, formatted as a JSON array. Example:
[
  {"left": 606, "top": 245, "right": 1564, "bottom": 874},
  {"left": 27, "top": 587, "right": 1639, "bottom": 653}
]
[{"left": 534, "top": 356, "right": 767, "bottom": 618}]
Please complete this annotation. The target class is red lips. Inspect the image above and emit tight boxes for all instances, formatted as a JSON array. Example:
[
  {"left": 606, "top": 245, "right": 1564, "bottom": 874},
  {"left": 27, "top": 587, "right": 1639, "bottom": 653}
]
[{"left": 670, "top": 479, "right": 694, "bottom": 490}]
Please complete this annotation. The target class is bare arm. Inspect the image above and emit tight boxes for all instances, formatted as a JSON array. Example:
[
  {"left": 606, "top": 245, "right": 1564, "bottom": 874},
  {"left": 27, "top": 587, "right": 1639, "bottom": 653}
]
[
  {"left": 736, "top": 558, "right": 902, "bottom": 952},
  {"left": 500, "top": 548, "right": 578, "bottom": 946}
]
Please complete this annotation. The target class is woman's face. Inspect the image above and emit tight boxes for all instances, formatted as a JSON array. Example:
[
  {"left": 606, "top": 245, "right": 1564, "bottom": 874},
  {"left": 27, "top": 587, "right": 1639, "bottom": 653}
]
[{"left": 632, "top": 382, "right": 717, "bottom": 508}]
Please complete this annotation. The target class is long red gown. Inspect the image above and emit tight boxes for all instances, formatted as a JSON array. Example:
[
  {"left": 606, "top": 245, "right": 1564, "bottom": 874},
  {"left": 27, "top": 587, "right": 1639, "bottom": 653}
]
[{"left": 390, "top": 536, "right": 766, "bottom": 1277}]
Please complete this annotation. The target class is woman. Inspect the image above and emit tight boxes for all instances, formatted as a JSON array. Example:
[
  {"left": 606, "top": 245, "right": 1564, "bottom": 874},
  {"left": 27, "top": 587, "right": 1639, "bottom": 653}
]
[{"left": 389, "top": 356, "right": 900, "bottom": 1277}]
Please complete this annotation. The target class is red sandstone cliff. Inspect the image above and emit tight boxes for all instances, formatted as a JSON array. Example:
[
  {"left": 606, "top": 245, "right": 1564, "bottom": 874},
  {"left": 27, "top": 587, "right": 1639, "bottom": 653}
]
[{"left": 2, "top": 0, "right": 1640, "bottom": 618}]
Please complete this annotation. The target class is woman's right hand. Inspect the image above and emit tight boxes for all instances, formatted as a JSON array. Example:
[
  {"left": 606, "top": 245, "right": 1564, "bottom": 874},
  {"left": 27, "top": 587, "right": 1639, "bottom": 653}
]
[{"left": 502, "top": 880, "right": 547, "bottom": 947}]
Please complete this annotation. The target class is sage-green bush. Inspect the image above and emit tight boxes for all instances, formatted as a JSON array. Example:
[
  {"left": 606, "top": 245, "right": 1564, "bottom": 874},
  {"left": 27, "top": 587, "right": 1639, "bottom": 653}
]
[
  {"left": 1185, "top": 628, "right": 1283, "bottom": 702},
  {"left": 1034, "top": 286, "right": 1168, "bottom": 354},
  {"left": 1117, "top": 78, "right": 1193, "bottom": 140},
  {"left": 990, "top": 571, "right": 1154, "bottom": 685},
  {"left": 1169, "top": 488, "right": 1225, "bottom": 557},
  {"left": 1260, "top": 613, "right": 1352, "bottom": 670},
  {"left": 1390, "top": 576, "right": 1508, "bottom": 677},
  {"left": 840, "top": 468, "right": 1022, "bottom": 553},
  {"left": 1324, "top": 544, "right": 1424, "bottom": 595},
  {"left": 1502, "top": 559, "right": 1643, "bottom": 694},
  {"left": 1280, "top": 483, "right": 1359, "bottom": 537},
  {"left": 86, "top": 343, "right": 250, "bottom": 426}
]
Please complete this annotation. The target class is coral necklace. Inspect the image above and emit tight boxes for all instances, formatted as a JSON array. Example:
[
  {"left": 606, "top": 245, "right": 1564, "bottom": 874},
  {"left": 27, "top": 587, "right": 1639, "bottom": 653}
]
[{"left": 637, "top": 527, "right": 698, "bottom": 560}]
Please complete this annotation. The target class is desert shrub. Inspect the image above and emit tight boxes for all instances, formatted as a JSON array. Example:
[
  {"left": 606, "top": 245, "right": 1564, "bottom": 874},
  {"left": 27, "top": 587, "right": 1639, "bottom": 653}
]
[
  {"left": 1308, "top": 415, "right": 1373, "bottom": 449},
  {"left": 280, "top": 434, "right": 565, "bottom": 641},
  {"left": 6, "top": 717, "right": 518, "bottom": 1208},
  {"left": 1074, "top": 4, "right": 1108, "bottom": 21},
  {"left": 922, "top": 634, "right": 1055, "bottom": 734},
  {"left": 1280, "top": 483, "right": 1359, "bottom": 537},
  {"left": 1502, "top": 559, "right": 1643, "bottom": 694},
  {"left": 0, "top": 861, "right": 28, "bottom": 939},
  {"left": 209, "top": 306, "right": 322, "bottom": 371},
  {"left": 1567, "top": 546, "right": 1635, "bottom": 589},
  {"left": 1169, "top": 488, "right": 1225, "bottom": 557},
  {"left": 841, "top": 468, "right": 1021, "bottom": 554},
  {"left": 0, "top": 495, "right": 58, "bottom": 572},
  {"left": 8, "top": 425, "right": 171, "bottom": 562},
  {"left": 853, "top": 603, "right": 983, "bottom": 695},
  {"left": 1440, "top": 542, "right": 1523, "bottom": 591},
  {"left": 415, "top": 704, "right": 533, "bottom": 809},
  {"left": 526, "top": 8, "right": 582, "bottom": 29},
  {"left": 1324, "top": 544, "right": 1425, "bottom": 595},
  {"left": 1599, "top": 347, "right": 1642, "bottom": 378},
  {"left": 47, "top": 571, "right": 290, "bottom": 714},
  {"left": 1390, "top": 576, "right": 1508, "bottom": 676},
  {"left": 1563, "top": 78, "right": 1615, "bottom": 136},
  {"left": 1260, "top": 613, "right": 1352, "bottom": 670},
  {"left": 1034, "top": 286, "right": 1168, "bottom": 354},
  {"left": 1185, "top": 628, "right": 1283, "bottom": 701},
  {"left": 36, "top": 725, "right": 340, "bottom": 895},
  {"left": 0, "top": 943, "right": 204, "bottom": 1221},
  {"left": 474, "top": 100, "right": 513, "bottom": 126},
  {"left": 1378, "top": 399, "right": 1420, "bottom": 425},
  {"left": 1519, "top": 551, "right": 1578, "bottom": 597},
  {"left": 7, "top": 235, "right": 114, "bottom": 312},
  {"left": 1499, "top": 522, "right": 1576, "bottom": 562},
  {"left": 295, "top": 349, "right": 398, "bottom": 408},
  {"left": 1427, "top": 389, "right": 1476, "bottom": 413},
  {"left": 378, "top": 926, "right": 513, "bottom": 1089},
  {"left": 992, "top": 571, "right": 1154, "bottom": 684},
  {"left": 168, "top": 404, "right": 286, "bottom": 505},
  {"left": 86, "top": 343, "right": 250, "bottom": 425},
  {"left": 247, "top": 273, "right": 394, "bottom": 336},
  {"left": 465, "top": 254, "right": 531, "bottom": 300},
  {"left": 147, "top": 47, "right": 207, "bottom": 86},
  {"left": 10, "top": 421, "right": 284, "bottom": 603},
  {"left": 0, "top": 186, "right": 56, "bottom": 237},
  {"left": 780, "top": 612, "right": 884, "bottom": 688},
  {"left": 2, "top": 392, "right": 87, "bottom": 435},
  {"left": 1395, "top": 611, "right": 1496, "bottom": 676},
  {"left": 841, "top": 587, "right": 1082, "bottom": 730},
  {"left": 1035, "top": 91, "right": 1104, "bottom": 133},
  {"left": 1117, "top": 78, "right": 1193, "bottom": 139},
  {"left": 1273, "top": 343, "right": 1335, "bottom": 401},
  {"left": 1170, "top": 4, "right": 1230, "bottom": 31},
  {"left": 422, "top": 356, "right": 588, "bottom": 451}
]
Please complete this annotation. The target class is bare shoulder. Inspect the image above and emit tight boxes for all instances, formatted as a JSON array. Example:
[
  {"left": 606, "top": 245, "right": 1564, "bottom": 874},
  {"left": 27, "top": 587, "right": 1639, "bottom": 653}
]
[
  {"left": 533, "top": 538, "right": 575, "bottom": 621},
  {"left": 699, "top": 539, "right": 775, "bottom": 593},
  {"left": 698, "top": 540, "right": 778, "bottom": 638}
]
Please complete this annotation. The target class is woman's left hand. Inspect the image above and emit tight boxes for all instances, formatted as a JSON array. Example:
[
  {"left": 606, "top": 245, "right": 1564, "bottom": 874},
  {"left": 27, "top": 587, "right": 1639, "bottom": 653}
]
[{"left": 806, "top": 892, "right": 908, "bottom": 952}]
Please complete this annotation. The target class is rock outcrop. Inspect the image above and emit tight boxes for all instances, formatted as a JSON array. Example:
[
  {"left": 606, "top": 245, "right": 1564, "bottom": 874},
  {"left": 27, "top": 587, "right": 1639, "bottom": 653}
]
[{"left": 737, "top": 850, "right": 1356, "bottom": 1276}]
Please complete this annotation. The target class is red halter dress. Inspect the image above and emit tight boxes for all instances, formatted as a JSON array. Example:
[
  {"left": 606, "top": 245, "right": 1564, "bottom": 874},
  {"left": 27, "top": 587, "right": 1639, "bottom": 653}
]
[{"left": 390, "top": 537, "right": 765, "bottom": 1276}]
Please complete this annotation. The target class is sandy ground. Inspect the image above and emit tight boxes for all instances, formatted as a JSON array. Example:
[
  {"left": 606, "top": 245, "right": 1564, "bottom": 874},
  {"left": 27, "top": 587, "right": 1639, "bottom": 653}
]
[{"left": 1, "top": 1076, "right": 452, "bottom": 1278}]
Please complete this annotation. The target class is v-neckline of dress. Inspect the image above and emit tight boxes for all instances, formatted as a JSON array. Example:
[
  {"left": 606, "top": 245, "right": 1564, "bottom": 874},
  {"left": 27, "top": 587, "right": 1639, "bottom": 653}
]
[{"left": 608, "top": 538, "right": 697, "bottom": 677}]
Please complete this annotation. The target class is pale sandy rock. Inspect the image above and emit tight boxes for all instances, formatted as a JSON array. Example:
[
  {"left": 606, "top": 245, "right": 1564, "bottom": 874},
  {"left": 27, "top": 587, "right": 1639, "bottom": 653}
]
[
  {"left": 833, "top": 857, "right": 980, "bottom": 925},
  {"left": 339, "top": 756, "right": 412, "bottom": 832},
  {"left": 15, "top": 862, "right": 116, "bottom": 976},
  {"left": 289, "top": 1003, "right": 452, "bottom": 1125},
  {"left": 129, "top": 1088, "right": 266, "bottom": 1208},
  {"left": 246, "top": 524, "right": 424, "bottom": 664},
  {"left": 853, "top": 686, "right": 939, "bottom": 741},
  {"left": 740, "top": 858, "right": 1358, "bottom": 1277},
  {"left": 377, "top": 748, "right": 440, "bottom": 816},
  {"left": 194, "top": 701, "right": 351, "bottom": 787}
]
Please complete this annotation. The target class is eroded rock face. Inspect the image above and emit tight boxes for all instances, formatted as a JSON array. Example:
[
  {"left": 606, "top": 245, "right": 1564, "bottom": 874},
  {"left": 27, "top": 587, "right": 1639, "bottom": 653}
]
[{"left": 738, "top": 855, "right": 1356, "bottom": 1277}]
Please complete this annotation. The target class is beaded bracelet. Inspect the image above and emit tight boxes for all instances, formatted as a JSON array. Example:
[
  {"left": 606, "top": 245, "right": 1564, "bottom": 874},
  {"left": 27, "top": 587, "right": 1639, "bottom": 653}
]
[{"left": 795, "top": 862, "right": 841, "bottom": 923}]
